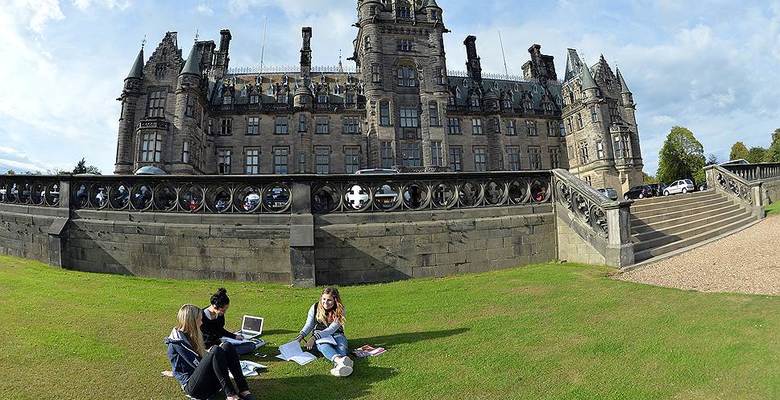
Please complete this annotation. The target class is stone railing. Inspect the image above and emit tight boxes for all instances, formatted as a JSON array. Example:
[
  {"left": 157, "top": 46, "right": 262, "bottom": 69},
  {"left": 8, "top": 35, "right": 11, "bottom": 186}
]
[
  {"left": 552, "top": 169, "right": 634, "bottom": 267},
  {"left": 705, "top": 165, "right": 765, "bottom": 218},
  {"left": 721, "top": 163, "right": 780, "bottom": 182},
  {"left": 309, "top": 171, "right": 552, "bottom": 214},
  {"left": 1, "top": 173, "right": 553, "bottom": 215}
]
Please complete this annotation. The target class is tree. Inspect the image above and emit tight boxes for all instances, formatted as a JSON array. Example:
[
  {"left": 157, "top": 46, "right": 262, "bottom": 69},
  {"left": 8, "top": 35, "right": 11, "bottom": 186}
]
[
  {"left": 643, "top": 172, "right": 658, "bottom": 184},
  {"left": 706, "top": 153, "right": 719, "bottom": 166},
  {"left": 657, "top": 126, "right": 706, "bottom": 184},
  {"left": 746, "top": 147, "right": 766, "bottom": 164},
  {"left": 5, "top": 170, "right": 15, "bottom": 175},
  {"left": 765, "top": 129, "right": 780, "bottom": 163},
  {"left": 72, "top": 158, "right": 102, "bottom": 175},
  {"left": 729, "top": 142, "right": 749, "bottom": 161}
]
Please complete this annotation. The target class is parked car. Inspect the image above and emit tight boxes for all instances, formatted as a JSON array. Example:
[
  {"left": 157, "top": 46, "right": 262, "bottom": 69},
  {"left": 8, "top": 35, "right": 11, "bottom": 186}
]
[
  {"left": 647, "top": 183, "right": 667, "bottom": 197},
  {"left": 663, "top": 179, "right": 695, "bottom": 196},
  {"left": 623, "top": 185, "right": 654, "bottom": 200},
  {"left": 597, "top": 188, "right": 618, "bottom": 201}
]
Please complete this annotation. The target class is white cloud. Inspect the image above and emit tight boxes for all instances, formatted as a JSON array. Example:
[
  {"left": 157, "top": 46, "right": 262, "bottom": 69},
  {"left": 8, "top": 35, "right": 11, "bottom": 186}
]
[
  {"left": 196, "top": 3, "right": 214, "bottom": 16},
  {"left": 0, "top": 146, "right": 49, "bottom": 173},
  {"left": 72, "top": 0, "right": 131, "bottom": 11},
  {"left": 10, "top": 0, "right": 64, "bottom": 33}
]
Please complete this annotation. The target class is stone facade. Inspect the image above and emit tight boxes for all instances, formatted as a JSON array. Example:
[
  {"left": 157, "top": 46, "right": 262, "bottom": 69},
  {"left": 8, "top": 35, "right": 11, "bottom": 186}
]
[
  {"left": 561, "top": 50, "right": 644, "bottom": 195},
  {"left": 114, "top": 0, "right": 643, "bottom": 189}
]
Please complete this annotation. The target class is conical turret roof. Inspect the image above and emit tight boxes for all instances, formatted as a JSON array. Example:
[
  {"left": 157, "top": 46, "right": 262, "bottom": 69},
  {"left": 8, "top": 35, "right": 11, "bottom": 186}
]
[
  {"left": 616, "top": 68, "right": 631, "bottom": 94},
  {"left": 421, "top": 0, "right": 440, "bottom": 8},
  {"left": 580, "top": 63, "right": 597, "bottom": 91},
  {"left": 181, "top": 43, "right": 201, "bottom": 76},
  {"left": 126, "top": 48, "right": 144, "bottom": 80}
]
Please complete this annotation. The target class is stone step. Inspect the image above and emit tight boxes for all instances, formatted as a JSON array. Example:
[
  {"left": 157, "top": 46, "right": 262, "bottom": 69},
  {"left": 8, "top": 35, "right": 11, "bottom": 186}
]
[
  {"left": 631, "top": 201, "right": 739, "bottom": 226},
  {"left": 630, "top": 202, "right": 742, "bottom": 234},
  {"left": 633, "top": 215, "right": 756, "bottom": 262},
  {"left": 629, "top": 190, "right": 716, "bottom": 208},
  {"left": 630, "top": 196, "right": 728, "bottom": 219},
  {"left": 632, "top": 211, "right": 752, "bottom": 252},
  {"left": 631, "top": 207, "right": 748, "bottom": 241}
]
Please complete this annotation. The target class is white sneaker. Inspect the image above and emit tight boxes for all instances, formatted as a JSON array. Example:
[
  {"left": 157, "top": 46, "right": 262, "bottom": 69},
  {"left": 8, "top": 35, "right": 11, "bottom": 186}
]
[
  {"left": 335, "top": 356, "right": 354, "bottom": 368},
  {"left": 330, "top": 364, "right": 353, "bottom": 377}
]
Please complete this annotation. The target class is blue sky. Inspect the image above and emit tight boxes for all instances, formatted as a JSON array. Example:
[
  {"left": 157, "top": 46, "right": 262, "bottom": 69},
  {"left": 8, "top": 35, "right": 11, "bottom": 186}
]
[{"left": 2, "top": 0, "right": 779, "bottom": 176}]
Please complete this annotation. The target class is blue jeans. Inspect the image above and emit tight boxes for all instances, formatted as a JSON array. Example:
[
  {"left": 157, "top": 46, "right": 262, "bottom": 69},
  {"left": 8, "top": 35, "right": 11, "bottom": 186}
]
[{"left": 316, "top": 334, "right": 348, "bottom": 362}]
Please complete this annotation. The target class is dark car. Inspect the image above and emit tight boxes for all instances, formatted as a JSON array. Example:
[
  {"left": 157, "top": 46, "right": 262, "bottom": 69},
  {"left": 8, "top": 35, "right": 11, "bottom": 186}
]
[
  {"left": 623, "top": 185, "right": 654, "bottom": 200},
  {"left": 597, "top": 188, "right": 618, "bottom": 201},
  {"left": 647, "top": 183, "right": 666, "bottom": 197}
]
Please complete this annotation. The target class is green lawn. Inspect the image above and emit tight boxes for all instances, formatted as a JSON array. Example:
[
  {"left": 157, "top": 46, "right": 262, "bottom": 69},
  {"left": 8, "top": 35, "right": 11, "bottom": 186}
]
[
  {"left": 766, "top": 201, "right": 780, "bottom": 216},
  {"left": 0, "top": 255, "right": 777, "bottom": 400}
]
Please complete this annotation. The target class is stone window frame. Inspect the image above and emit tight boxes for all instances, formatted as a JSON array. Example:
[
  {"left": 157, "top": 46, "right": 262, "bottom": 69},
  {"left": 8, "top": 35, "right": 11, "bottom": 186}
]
[
  {"left": 547, "top": 120, "right": 558, "bottom": 137},
  {"left": 272, "top": 146, "right": 289, "bottom": 174},
  {"left": 244, "top": 147, "right": 260, "bottom": 175},
  {"left": 576, "top": 113, "right": 583, "bottom": 130},
  {"left": 548, "top": 146, "right": 561, "bottom": 169},
  {"left": 428, "top": 101, "right": 440, "bottom": 127},
  {"left": 506, "top": 146, "right": 521, "bottom": 171},
  {"left": 397, "top": 5, "right": 411, "bottom": 18},
  {"left": 249, "top": 94, "right": 260, "bottom": 104},
  {"left": 471, "top": 118, "right": 483, "bottom": 135},
  {"left": 430, "top": 141, "right": 443, "bottom": 167},
  {"left": 223, "top": 94, "right": 233, "bottom": 105},
  {"left": 528, "top": 146, "right": 542, "bottom": 170},
  {"left": 217, "top": 147, "right": 232, "bottom": 175},
  {"left": 449, "top": 145, "right": 463, "bottom": 172},
  {"left": 399, "top": 107, "right": 419, "bottom": 128},
  {"left": 473, "top": 146, "right": 487, "bottom": 172},
  {"left": 344, "top": 146, "right": 362, "bottom": 174},
  {"left": 219, "top": 118, "right": 232, "bottom": 136},
  {"left": 315, "top": 116, "right": 330, "bottom": 134},
  {"left": 506, "top": 119, "right": 517, "bottom": 136},
  {"left": 181, "top": 141, "right": 189, "bottom": 163},
  {"left": 342, "top": 116, "right": 361, "bottom": 135},
  {"left": 247, "top": 116, "right": 260, "bottom": 135},
  {"left": 371, "top": 64, "right": 381, "bottom": 83},
  {"left": 398, "top": 38, "right": 414, "bottom": 52},
  {"left": 185, "top": 95, "right": 196, "bottom": 118},
  {"left": 146, "top": 90, "right": 166, "bottom": 118},
  {"left": 274, "top": 116, "right": 289, "bottom": 135},
  {"left": 380, "top": 141, "right": 394, "bottom": 169},
  {"left": 596, "top": 141, "right": 605, "bottom": 159},
  {"left": 298, "top": 114, "right": 307, "bottom": 132},
  {"left": 314, "top": 145, "right": 330, "bottom": 174},
  {"left": 140, "top": 132, "right": 163, "bottom": 162},
  {"left": 578, "top": 141, "right": 590, "bottom": 165},
  {"left": 397, "top": 66, "right": 417, "bottom": 87},
  {"left": 590, "top": 105, "right": 599, "bottom": 123},
  {"left": 526, "top": 120, "right": 538, "bottom": 137},
  {"left": 379, "top": 100, "right": 391, "bottom": 126},
  {"left": 400, "top": 142, "right": 421, "bottom": 167},
  {"left": 447, "top": 117, "right": 462, "bottom": 135}
]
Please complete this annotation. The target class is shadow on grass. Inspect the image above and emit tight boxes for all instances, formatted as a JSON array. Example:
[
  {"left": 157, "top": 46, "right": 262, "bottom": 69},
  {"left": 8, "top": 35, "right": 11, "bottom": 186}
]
[
  {"left": 351, "top": 327, "right": 469, "bottom": 348},
  {"left": 256, "top": 365, "right": 396, "bottom": 400}
]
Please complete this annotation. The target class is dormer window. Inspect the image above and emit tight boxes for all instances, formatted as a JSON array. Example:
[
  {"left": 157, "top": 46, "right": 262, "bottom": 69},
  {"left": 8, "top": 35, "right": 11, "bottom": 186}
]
[
  {"left": 502, "top": 99, "right": 512, "bottom": 110},
  {"left": 398, "top": 6, "right": 411, "bottom": 18},
  {"left": 430, "top": 10, "right": 438, "bottom": 20},
  {"left": 470, "top": 96, "right": 480, "bottom": 107},
  {"left": 250, "top": 94, "right": 259, "bottom": 104},
  {"left": 223, "top": 95, "right": 233, "bottom": 105},
  {"left": 277, "top": 93, "right": 287, "bottom": 104},
  {"left": 317, "top": 94, "right": 329, "bottom": 104}
]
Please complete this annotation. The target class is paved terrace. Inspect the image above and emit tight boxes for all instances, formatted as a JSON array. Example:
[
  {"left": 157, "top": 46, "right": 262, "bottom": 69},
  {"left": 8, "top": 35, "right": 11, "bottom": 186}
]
[{"left": 618, "top": 215, "right": 780, "bottom": 296}]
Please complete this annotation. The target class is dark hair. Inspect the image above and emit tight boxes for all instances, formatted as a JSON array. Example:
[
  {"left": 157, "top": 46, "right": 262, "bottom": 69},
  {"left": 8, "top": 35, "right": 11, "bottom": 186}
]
[{"left": 210, "top": 288, "right": 230, "bottom": 309}]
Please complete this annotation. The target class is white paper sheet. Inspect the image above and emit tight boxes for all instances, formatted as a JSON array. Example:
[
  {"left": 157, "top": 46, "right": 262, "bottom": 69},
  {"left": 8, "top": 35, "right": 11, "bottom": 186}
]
[{"left": 276, "top": 340, "right": 317, "bottom": 365}]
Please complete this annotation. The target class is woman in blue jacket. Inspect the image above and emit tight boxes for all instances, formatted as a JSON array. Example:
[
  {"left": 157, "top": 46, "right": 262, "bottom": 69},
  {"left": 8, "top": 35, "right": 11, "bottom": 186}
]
[{"left": 165, "top": 304, "right": 256, "bottom": 400}]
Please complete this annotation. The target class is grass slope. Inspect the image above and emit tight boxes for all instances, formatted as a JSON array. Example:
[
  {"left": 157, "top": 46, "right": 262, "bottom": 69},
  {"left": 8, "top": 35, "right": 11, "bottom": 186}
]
[
  {"left": 0, "top": 255, "right": 777, "bottom": 400},
  {"left": 766, "top": 201, "right": 780, "bottom": 217}
]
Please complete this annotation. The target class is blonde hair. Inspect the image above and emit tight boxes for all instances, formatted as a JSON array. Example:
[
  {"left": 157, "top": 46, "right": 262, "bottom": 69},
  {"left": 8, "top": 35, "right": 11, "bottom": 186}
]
[
  {"left": 176, "top": 304, "right": 205, "bottom": 357},
  {"left": 316, "top": 287, "right": 346, "bottom": 326}
]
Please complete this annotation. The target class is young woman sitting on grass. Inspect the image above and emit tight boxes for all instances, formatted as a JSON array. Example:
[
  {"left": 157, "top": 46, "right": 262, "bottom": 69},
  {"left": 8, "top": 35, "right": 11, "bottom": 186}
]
[
  {"left": 294, "top": 287, "right": 353, "bottom": 377},
  {"left": 165, "top": 304, "right": 256, "bottom": 400},
  {"left": 201, "top": 288, "right": 256, "bottom": 356}
]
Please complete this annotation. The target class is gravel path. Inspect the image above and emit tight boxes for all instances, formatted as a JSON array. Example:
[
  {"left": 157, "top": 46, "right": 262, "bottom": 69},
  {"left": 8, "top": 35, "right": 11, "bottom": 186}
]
[{"left": 617, "top": 216, "right": 780, "bottom": 296}]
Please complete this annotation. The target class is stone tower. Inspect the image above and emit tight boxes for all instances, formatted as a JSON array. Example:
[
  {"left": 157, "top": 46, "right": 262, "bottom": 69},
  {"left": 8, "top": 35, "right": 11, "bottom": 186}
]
[
  {"left": 114, "top": 47, "right": 145, "bottom": 174},
  {"left": 561, "top": 49, "right": 644, "bottom": 195},
  {"left": 352, "top": 0, "right": 450, "bottom": 169}
]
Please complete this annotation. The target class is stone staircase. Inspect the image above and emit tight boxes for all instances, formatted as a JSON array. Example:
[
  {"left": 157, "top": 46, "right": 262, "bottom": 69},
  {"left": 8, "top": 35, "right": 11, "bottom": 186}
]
[{"left": 630, "top": 191, "right": 758, "bottom": 263}]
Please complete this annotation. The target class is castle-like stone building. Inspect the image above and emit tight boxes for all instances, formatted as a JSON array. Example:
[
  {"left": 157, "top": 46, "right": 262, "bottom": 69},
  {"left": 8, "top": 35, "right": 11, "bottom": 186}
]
[{"left": 114, "top": 0, "right": 643, "bottom": 194}]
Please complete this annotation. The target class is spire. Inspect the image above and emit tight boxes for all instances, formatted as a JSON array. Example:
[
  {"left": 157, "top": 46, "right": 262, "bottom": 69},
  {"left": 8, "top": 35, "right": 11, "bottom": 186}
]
[
  {"left": 616, "top": 68, "right": 631, "bottom": 94},
  {"left": 564, "top": 48, "right": 582, "bottom": 81},
  {"left": 422, "top": 0, "right": 439, "bottom": 7},
  {"left": 580, "top": 62, "right": 597, "bottom": 91},
  {"left": 181, "top": 43, "right": 201, "bottom": 76},
  {"left": 126, "top": 47, "right": 144, "bottom": 80}
]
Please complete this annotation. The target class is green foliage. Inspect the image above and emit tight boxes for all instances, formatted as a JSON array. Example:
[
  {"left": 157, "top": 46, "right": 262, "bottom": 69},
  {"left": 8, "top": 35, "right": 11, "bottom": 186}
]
[
  {"left": 643, "top": 173, "right": 658, "bottom": 184},
  {"left": 5, "top": 170, "right": 15, "bottom": 175},
  {"left": 729, "top": 142, "right": 750, "bottom": 161},
  {"left": 1, "top": 255, "right": 779, "bottom": 399},
  {"left": 766, "top": 201, "right": 780, "bottom": 216},
  {"left": 765, "top": 130, "right": 780, "bottom": 163},
  {"left": 746, "top": 147, "right": 767, "bottom": 164},
  {"left": 657, "top": 126, "right": 706, "bottom": 184},
  {"left": 72, "top": 157, "right": 102, "bottom": 175}
]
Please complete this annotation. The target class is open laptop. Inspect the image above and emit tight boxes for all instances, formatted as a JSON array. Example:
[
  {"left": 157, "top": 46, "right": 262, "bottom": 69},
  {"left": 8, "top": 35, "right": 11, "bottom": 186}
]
[{"left": 234, "top": 315, "right": 264, "bottom": 340}]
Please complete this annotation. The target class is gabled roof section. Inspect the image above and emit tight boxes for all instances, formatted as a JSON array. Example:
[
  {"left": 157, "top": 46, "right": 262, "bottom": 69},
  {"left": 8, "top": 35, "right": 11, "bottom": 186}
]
[{"left": 126, "top": 48, "right": 144, "bottom": 80}]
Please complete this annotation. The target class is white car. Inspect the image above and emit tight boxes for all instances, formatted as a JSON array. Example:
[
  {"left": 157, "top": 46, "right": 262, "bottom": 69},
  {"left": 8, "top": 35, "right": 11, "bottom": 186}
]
[{"left": 664, "top": 179, "right": 695, "bottom": 196}]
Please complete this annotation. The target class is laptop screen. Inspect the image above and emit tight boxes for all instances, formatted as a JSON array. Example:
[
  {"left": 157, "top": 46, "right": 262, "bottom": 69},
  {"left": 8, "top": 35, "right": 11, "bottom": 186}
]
[{"left": 242, "top": 316, "right": 263, "bottom": 333}]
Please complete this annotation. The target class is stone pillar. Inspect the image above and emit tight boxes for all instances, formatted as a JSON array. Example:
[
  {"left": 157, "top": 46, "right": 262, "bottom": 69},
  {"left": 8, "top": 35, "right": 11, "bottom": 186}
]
[
  {"left": 47, "top": 177, "right": 73, "bottom": 268},
  {"left": 289, "top": 181, "right": 315, "bottom": 287},
  {"left": 604, "top": 200, "right": 634, "bottom": 267}
]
